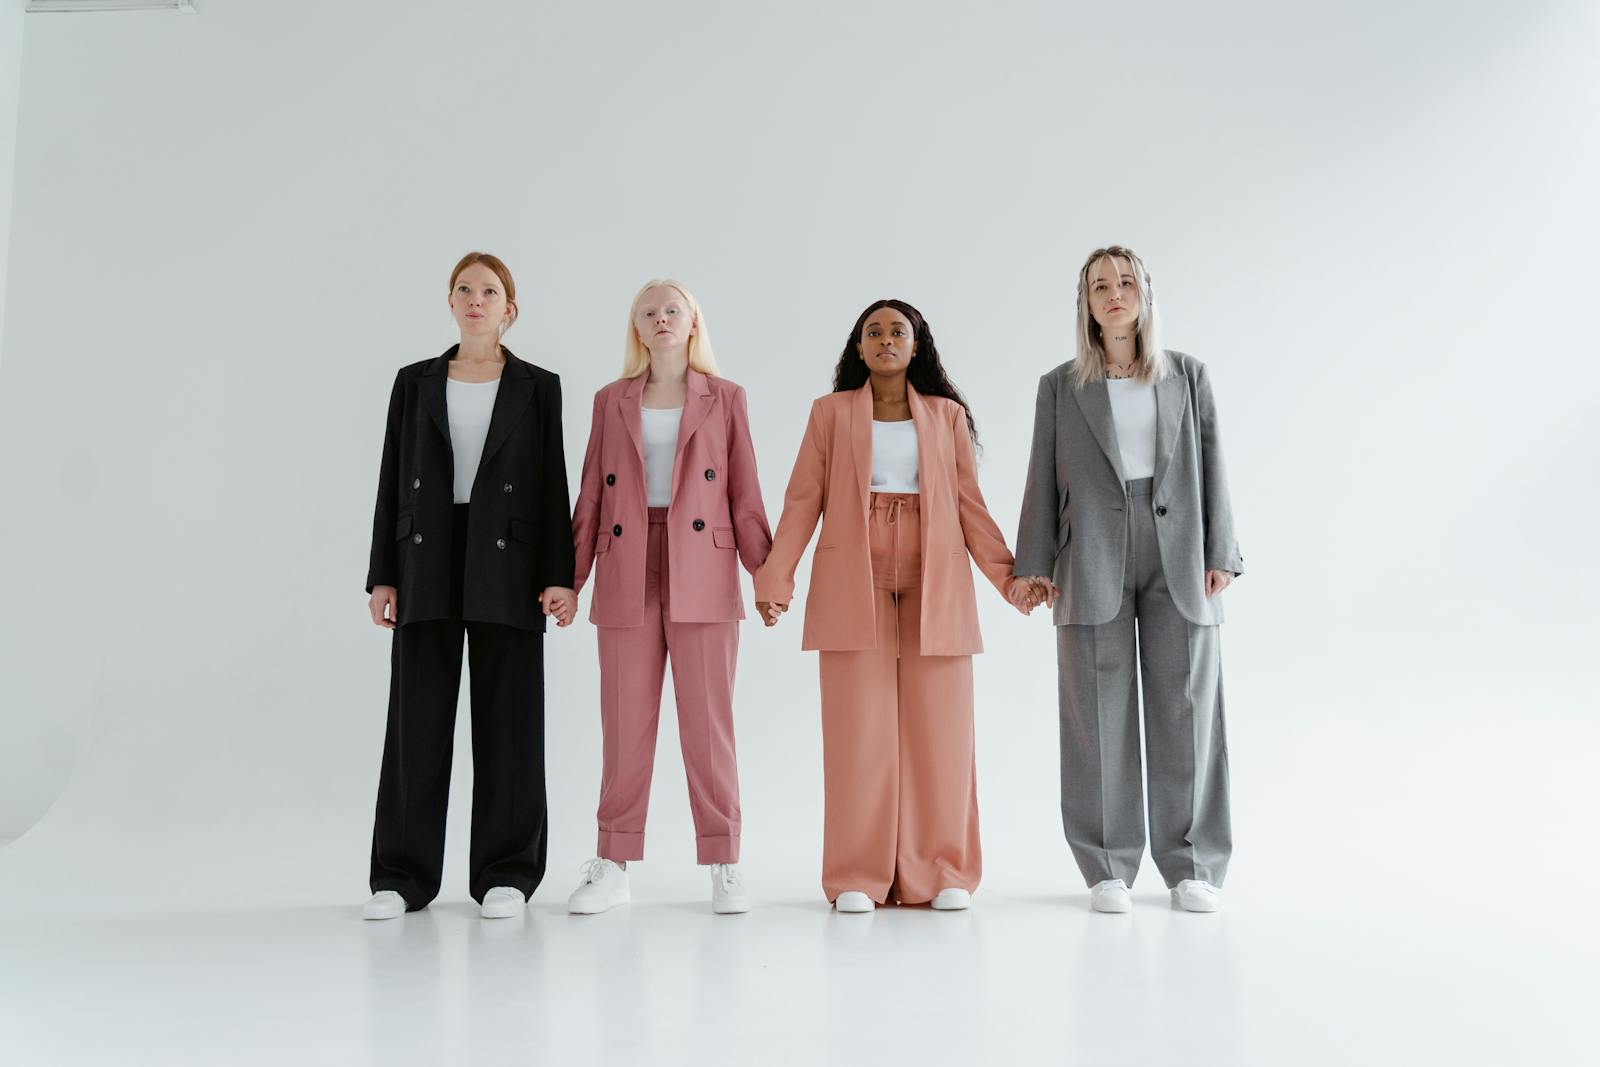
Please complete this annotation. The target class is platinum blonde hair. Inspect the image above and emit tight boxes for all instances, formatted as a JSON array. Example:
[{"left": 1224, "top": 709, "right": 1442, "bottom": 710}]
[
  {"left": 1073, "top": 245, "right": 1171, "bottom": 389},
  {"left": 621, "top": 278, "right": 721, "bottom": 379}
]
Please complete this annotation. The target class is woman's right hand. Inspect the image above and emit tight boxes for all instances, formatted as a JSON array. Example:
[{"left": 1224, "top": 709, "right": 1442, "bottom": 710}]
[
  {"left": 755, "top": 600, "right": 788, "bottom": 627},
  {"left": 369, "top": 586, "right": 398, "bottom": 629}
]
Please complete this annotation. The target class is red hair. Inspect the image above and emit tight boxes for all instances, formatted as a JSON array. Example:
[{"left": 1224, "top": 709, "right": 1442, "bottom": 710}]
[{"left": 448, "top": 251, "right": 518, "bottom": 331}]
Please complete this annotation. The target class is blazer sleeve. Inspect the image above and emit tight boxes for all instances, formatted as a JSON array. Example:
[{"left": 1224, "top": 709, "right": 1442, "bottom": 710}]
[
  {"left": 753, "top": 399, "right": 828, "bottom": 605},
  {"left": 724, "top": 384, "right": 773, "bottom": 574},
  {"left": 1013, "top": 372, "right": 1060, "bottom": 579},
  {"left": 951, "top": 405, "right": 1015, "bottom": 597},
  {"left": 570, "top": 388, "right": 607, "bottom": 595},
  {"left": 1195, "top": 362, "right": 1244, "bottom": 575},
  {"left": 365, "top": 370, "right": 404, "bottom": 594},
  {"left": 537, "top": 372, "right": 577, "bottom": 590}
]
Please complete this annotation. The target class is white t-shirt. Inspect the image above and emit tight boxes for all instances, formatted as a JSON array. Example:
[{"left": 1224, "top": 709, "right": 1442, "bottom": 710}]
[
  {"left": 446, "top": 376, "right": 500, "bottom": 503},
  {"left": 870, "top": 419, "right": 920, "bottom": 493},
  {"left": 641, "top": 406, "right": 683, "bottom": 507},
  {"left": 1106, "top": 377, "right": 1157, "bottom": 481}
]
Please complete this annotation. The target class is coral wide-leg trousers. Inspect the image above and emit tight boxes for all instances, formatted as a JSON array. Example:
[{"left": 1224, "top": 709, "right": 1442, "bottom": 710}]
[
  {"left": 817, "top": 493, "right": 982, "bottom": 905},
  {"left": 594, "top": 508, "right": 741, "bottom": 865}
]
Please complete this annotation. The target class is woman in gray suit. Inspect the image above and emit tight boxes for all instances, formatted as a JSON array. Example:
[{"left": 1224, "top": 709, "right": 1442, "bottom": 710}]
[{"left": 1013, "top": 245, "right": 1242, "bottom": 914}]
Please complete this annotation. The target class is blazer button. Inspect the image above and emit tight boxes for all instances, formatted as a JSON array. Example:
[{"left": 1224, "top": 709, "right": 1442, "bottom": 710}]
[
  {"left": 412, "top": 478, "right": 421, "bottom": 490},
  {"left": 412, "top": 533, "right": 423, "bottom": 544},
  {"left": 503, "top": 483, "right": 513, "bottom": 493},
  {"left": 1155, "top": 505, "right": 1168, "bottom": 516},
  {"left": 496, "top": 538, "right": 507, "bottom": 550},
  {"left": 704, "top": 468, "right": 716, "bottom": 481},
  {"left": 692, "top": 519, "right": 705, "bottom": 531},
  {"left": 605, "top": 474, "right": 616, "bottom": 486},
  {"left": 613, "top": 524, "right": 623, "bottom": 537}
]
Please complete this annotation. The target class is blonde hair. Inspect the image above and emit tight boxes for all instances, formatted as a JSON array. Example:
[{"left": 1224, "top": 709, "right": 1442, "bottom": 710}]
[
  {"left": 621, "top": 278, "right": 721, "bottom": 379},
  {"left": 1072, "top": 245, "right": 1171, "bottom": 389},
  {"left": 449, "top": 251, "right": 518, "bottom": 335}
]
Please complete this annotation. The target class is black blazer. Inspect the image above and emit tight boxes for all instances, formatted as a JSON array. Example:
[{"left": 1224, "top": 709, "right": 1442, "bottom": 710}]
[{"left": 366, "top": 346, "right": 576, "bottom": 631}]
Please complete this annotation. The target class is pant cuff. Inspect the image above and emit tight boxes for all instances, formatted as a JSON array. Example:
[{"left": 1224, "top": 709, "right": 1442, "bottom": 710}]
[
  {"left": 695, "top": 834, "right": 740, "bottom": 865},
  {"left": 598, "top": 829, "right": 645, "bottom": 862}
]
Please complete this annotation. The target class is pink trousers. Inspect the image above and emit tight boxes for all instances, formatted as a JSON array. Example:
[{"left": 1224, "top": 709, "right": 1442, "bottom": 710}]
[
  {"left": 595, "top": 508, "right": 741, "bottom": 864},
  {"left": 817, "top": 493, "right": 982, "bottom": 904}
]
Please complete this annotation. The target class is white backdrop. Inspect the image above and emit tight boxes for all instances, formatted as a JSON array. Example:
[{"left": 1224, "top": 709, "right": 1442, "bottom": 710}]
[{"left": 1, "top": 0, "right": 1597, "bottom": 925}]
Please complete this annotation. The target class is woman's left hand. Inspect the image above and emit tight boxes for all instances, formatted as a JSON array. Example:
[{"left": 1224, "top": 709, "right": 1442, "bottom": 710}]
[
  {"left": 540, "top": 586, "right": 578, "bottom": 626},
  {"left": 1005, "top": 576, "right": 1044, "bottom": 615},
  {"left": 1204, "top": 570, "right": 1234, "bottom": 597}
]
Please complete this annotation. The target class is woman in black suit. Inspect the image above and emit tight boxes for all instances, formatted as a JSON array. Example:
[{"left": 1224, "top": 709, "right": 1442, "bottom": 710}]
[{"left": 361, "top": 251, "right": 576, "bottom": 920}]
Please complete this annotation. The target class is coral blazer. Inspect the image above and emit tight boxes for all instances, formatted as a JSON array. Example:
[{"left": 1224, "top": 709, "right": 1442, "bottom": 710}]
[
  {"left": 754, "top": 382, "right": 1014, "bottom": 656},
  {"left": 572, "top": 368, "right": 772, "bottom": 626}
]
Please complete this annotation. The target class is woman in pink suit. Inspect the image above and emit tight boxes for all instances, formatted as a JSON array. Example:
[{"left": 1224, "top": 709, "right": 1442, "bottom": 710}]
[
  {"left": 562, "top": 279, "right": 773, "bottom": 915},
  {"left": 754, "top": 299, "right": 1036, "bottom": 913}
]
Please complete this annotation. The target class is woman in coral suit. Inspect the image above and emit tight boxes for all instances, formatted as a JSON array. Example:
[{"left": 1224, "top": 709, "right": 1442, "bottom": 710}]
[
  {"left": 564, "top": 279, "right": 772, "bottom": 915},
  {"left": 755, "top": 298, "right": 1035, "bottom": 913}
]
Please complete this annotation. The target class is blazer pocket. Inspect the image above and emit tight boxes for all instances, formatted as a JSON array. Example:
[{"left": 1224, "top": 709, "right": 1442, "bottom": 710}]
[
  {"left": 509, "top": 518, "right": 538, "bottom": 545},
  {"left": 394, "top": 514, "right": 413, "bottom": 541},
  {"left": 594, "top": 532, "right": 612, "bottom": 554},
  {"left": 712, "top": 527, "right": 736, "bottom": 549},
  {"left": 816, "top": 544, "right": 836, "bottom": 552},
  {"left": 1056, "top": 525, "right": 1071, "bottom": 554}
]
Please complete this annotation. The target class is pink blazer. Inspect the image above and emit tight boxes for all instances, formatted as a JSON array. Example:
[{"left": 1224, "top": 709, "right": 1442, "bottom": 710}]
[
  {"left": 572, "top": 369, "right": 772, "bottom": 626},
  {"left": 754, "top": 383, "right": 1015, "bottom": 656}
]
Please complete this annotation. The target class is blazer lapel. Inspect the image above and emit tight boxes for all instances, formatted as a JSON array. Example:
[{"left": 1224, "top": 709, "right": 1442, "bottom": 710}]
[
  {"left": 419, "top": 347, "right": 454, "bottom": 451},
  {"left": 906, "top": 384, "right": 939, "bottom": 562},
  {"left": 618, "top": 374, "right": 646, "bottom": 478},
  {"left": 1151, "top": 370, "right": 1188, "bottom": 494},
  {"left": 476, "top": 349, "right": 535, "bottom": 475},
  {"left": 850, "top": 383, "right": 873, "bottom": 513},
  {"left": 669, "top": 368, "right": 715, "bottom": 500},
  {"left": 1069, "top": 375, "right": 1127, "bottom": 486},
  {"left": 906, "top": 383, "right": 936, "bottom": 507}
]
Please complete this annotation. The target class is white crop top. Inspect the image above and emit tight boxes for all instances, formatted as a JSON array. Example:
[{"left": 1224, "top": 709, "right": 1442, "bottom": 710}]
[{"left": 870, "top": 419, "right": 920, "bottom": 493}]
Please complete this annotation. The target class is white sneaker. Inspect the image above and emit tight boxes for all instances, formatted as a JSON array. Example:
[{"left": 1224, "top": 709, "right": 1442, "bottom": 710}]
[
  {"left": 480, "top": 886, "right": 526, "bottom": 918},
  {"left": 930, "top": 888, "right": 971, "bottom": 910},
  {"left": 1089, "top": 879, "right": 1132, "bottom": 913},
  {"left": 834, "top": 891, "right": 874, "bottom": 913},
  {"left": 710, "top": 864, "right": 750, "bottom": 914},
  {"left": 568, "top": 858, "right": 630, "bottom": 914},
  {"left": 362, "top": 890, "right": 406, "bottom": 920},
  {"left": 1171, "top": 879, "right": 1221, "bottom": 912}
]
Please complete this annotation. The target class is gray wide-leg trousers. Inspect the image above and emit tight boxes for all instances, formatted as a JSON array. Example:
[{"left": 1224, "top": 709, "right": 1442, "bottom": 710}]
[{"left": 1056, "top": 479, "right": 1232, "bottom": 889}]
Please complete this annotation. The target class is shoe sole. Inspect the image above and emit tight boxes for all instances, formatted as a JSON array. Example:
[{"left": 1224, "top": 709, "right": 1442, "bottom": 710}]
[
  {"left": 1171, "top": 895, "right": 1220, "bottom": 912},
  {"left": 362, "top": 908, "right": 405, "bottom": 920},
  {"left": 1091, "top": 898, "right": 1132, "bottom": 913},
  {"left": 568, "top": 897, "right": 629, "bottom": 915},
  {"left": 480, "top": 903, "right": 525, "bottom": 919},
  {"left": 712, "top": 901, "right": 750, "bottom": 914}
]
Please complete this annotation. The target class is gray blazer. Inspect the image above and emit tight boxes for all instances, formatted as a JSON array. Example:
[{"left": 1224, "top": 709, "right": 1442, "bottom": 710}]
[{"left": 1014, "top": 350, "right": 1243, "bottom": 626}]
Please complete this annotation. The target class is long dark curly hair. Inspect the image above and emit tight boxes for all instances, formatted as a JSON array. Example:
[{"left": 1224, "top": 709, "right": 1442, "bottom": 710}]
[{"left": 831, "top": 298, "right": 978, "bottom": 446}]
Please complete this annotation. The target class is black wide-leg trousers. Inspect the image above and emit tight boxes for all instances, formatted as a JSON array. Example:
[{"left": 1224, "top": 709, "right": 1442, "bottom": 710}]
[{"left": 369, "top": 510, "right": 548, "bottom": 909}]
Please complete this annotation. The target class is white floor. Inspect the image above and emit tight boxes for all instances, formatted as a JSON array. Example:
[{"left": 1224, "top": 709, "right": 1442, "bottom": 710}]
[
  {"left": 3, "top": 679, "right": 1596, "bottom": 1066},
  {"left": 0, "top": 865, "right": 1593, "bottom": 1065}
]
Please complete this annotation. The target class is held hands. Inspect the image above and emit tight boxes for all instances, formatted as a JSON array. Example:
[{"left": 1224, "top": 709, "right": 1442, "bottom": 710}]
[
  {"left": 368, "top": 585, "right": 398, "bottom": 629},
  {"left": 1205, "top": 570, "right": 1234, "bottom": 598},
  {"left": 1006, "top": 576, "right": 1057, "bottom": 615},
  {"left": 540, "top": 586, "right": 578, "bottom": 627},
  {"left": 755, "top": 600, "right": 788, "bottom": 627}
]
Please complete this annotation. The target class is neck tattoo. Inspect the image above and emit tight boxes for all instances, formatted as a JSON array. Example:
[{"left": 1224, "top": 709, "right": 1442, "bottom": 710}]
[{"left": 1105, "top": 349, "right": 1137, "bottom": 380}]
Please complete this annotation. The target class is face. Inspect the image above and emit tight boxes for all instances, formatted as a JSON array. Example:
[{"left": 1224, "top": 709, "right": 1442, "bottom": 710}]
[
  {"left": 856, "top": 306, "right": 915, "bottom": 378},
  {"left": 448, "top": 263, "right": 514, "bottom": 338},
  {"left": 1086, "top": 256, "right": 1141, "bottom": 332},
  {"left": 633, "top": 285, "right": 696, "bottom": 353}
]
